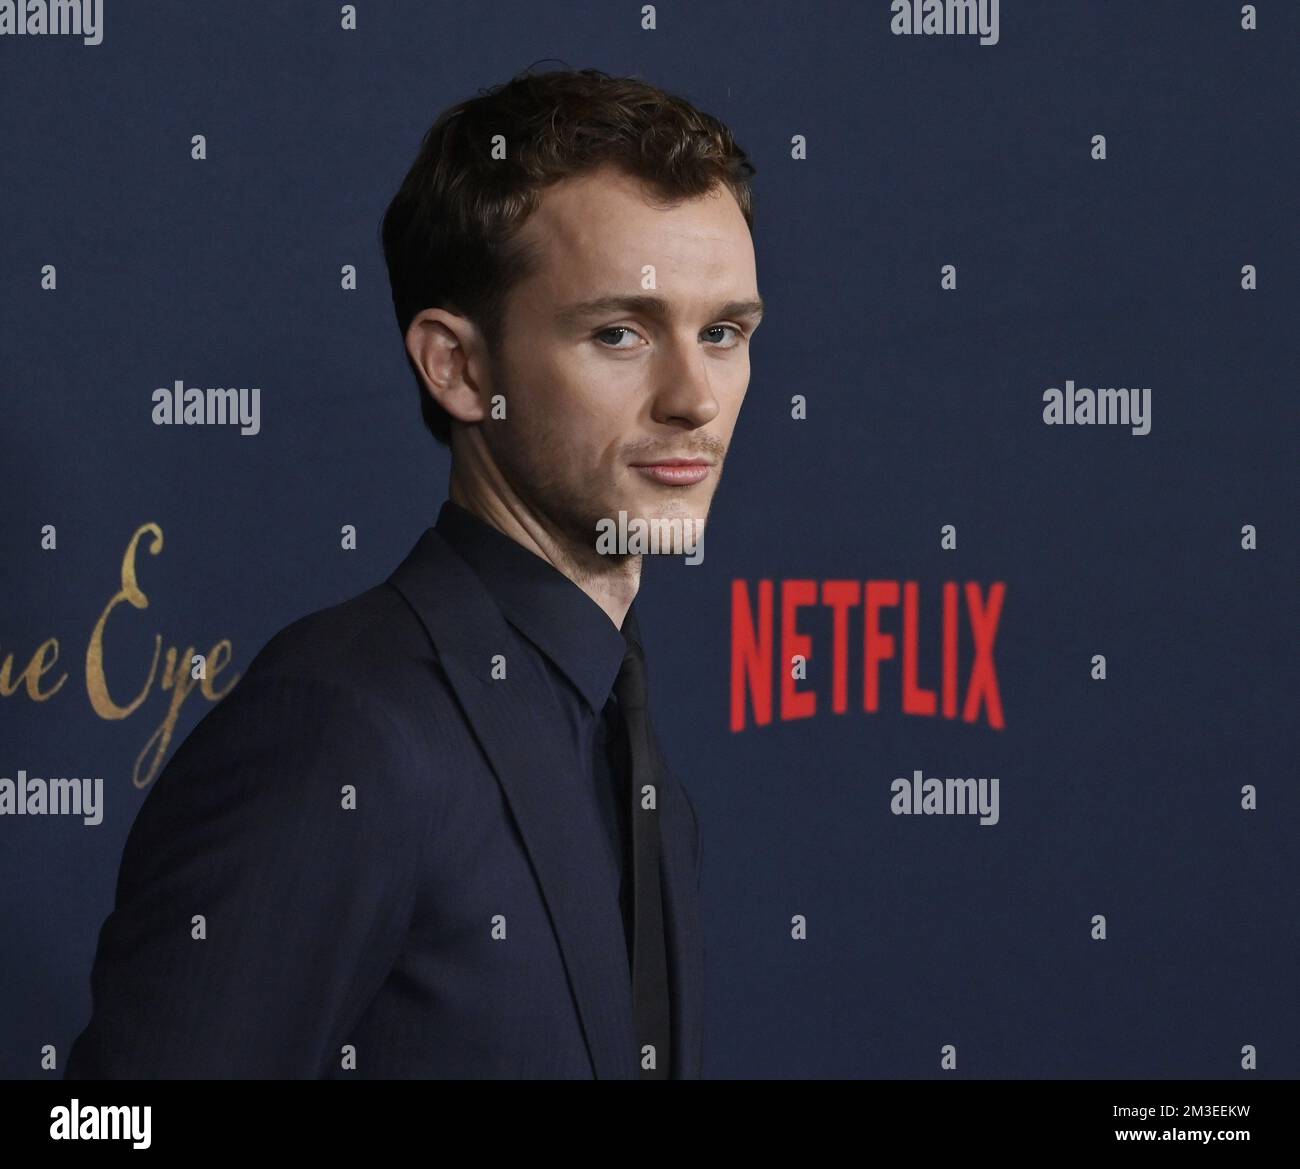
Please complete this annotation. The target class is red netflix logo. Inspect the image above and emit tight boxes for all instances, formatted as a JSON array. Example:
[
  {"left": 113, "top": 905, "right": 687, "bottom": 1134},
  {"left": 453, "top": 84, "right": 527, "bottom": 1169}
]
[{"left": 730, "top": 581, "right": 1006, "bottom": 732}]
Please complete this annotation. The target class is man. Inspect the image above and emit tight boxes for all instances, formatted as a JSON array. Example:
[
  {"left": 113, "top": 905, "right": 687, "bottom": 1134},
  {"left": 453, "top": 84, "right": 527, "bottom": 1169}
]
[{"left": 66, "top": 67, "right": 762, "bottom": 1079}]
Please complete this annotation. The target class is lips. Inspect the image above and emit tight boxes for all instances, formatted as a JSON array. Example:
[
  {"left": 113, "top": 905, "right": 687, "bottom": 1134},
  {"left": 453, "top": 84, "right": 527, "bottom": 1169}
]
[{"left": 629, "top": 459, "right": 713, "bottom": 485}]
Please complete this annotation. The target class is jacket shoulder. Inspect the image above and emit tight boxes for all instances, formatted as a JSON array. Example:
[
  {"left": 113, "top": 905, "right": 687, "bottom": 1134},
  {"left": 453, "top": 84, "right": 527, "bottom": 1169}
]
[{"left": 232, "top": 579, "right": 451, "bottom": 720}]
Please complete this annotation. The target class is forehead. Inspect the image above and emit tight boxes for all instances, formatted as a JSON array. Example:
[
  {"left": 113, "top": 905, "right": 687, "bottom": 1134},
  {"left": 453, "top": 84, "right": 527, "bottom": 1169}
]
[{"left": 512, "top": 164, "right": 756, "bottom": 298}]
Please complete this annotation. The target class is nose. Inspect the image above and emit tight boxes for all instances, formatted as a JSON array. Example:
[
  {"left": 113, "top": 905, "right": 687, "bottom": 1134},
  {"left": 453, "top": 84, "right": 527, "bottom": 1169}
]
[{"left": 648, "top": 335, "right": 721, "bottom": 430}]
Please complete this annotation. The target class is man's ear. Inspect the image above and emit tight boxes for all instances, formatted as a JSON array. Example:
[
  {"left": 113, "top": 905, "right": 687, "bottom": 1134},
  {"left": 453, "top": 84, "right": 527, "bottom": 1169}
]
[{"left": 404, "top": 307, "right": 491, "bottom": 426}]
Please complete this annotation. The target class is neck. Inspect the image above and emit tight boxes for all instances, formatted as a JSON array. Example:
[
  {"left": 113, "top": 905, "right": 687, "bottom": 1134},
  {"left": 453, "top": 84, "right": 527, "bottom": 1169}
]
[{"left": 448, "top": 472, "right": 641, "bottom": 630}]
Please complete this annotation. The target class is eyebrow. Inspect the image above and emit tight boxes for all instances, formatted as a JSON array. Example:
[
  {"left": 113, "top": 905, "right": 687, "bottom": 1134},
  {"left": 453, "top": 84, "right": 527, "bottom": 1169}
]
[{"left": 555, "top": 294, "right": 765, "bottom": 329}]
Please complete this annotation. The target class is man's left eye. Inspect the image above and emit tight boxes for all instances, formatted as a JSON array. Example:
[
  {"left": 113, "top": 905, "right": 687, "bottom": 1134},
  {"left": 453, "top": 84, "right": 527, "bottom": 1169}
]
[{"left": 703, "top": 325, "right": 741, "bottom": 346}]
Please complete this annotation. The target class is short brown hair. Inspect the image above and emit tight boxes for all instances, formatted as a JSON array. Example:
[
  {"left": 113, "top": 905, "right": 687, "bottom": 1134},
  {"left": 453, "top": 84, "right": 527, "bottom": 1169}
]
[{"left": 380, "top": 67, "right": 757, "bottom": 445}]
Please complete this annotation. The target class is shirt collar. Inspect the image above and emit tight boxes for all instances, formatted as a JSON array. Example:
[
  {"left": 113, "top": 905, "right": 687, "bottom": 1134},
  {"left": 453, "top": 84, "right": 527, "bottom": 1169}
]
[{"left": 434, "top": 500, "right": 632, "bottom": 713}]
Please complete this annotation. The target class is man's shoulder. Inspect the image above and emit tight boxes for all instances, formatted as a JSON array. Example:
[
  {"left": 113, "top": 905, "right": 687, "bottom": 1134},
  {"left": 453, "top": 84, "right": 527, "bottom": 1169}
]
[
  {"left": 225, "top": 575, "right": 456, "bottom": 734},
  {"left": 252, "top": 580, "right": 423, "bottom": 674}
]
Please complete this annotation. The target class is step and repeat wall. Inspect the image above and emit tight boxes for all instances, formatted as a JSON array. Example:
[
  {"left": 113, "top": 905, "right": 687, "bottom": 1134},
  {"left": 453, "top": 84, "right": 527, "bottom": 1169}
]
[{"left": 2, "top": 1, "right": 1294, "bottom": 1079}]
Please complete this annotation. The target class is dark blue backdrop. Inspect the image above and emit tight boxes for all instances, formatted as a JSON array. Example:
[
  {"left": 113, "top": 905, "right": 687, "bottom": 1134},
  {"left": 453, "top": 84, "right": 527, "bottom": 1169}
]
[{"left": 2, "top": 0, "right": 1295, "bottom": 1079}]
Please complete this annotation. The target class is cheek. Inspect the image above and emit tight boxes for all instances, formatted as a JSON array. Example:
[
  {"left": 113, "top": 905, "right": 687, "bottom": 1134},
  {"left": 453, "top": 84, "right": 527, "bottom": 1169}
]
[
  {"left": 491, "top": 370, "right": 625, "bottom": 492},
  {"left": 554, "top": 352, "right": 644, "bottom": 440},
  {"left": 714, "top": 358, "right": 751, "bottom": 424},
  {"left": 503, "top": 352, "right": 587, "bottom": 438}
]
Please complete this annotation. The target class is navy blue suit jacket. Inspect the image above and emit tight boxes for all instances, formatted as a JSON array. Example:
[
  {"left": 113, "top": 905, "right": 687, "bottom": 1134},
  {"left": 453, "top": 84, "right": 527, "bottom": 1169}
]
[{"left": 65, "top": 524, "right": 704, "bottom": 1078}]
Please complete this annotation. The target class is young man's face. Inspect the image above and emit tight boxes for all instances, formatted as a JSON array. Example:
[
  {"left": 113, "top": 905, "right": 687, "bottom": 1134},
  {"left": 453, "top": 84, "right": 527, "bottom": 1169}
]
[{"left": 480, "top": 163, "right": 762, "bottom": 558}]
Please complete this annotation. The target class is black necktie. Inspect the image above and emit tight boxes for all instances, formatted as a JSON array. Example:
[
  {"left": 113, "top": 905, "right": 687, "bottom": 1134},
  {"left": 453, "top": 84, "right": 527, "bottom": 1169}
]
[{"left": 613, "top": 635, "right": 672, "bottom": 1079}]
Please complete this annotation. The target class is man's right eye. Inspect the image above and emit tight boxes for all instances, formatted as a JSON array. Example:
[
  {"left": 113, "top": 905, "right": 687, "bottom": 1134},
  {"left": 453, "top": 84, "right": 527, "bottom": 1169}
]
[{"left": 594, "top": 326, "right": 641, "bottom": 349}]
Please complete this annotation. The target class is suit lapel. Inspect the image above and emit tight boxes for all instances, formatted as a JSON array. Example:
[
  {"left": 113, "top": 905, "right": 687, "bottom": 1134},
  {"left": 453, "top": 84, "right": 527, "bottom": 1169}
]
[{"left": 388, "top": 527, "right": 638, "bottom": 1079}]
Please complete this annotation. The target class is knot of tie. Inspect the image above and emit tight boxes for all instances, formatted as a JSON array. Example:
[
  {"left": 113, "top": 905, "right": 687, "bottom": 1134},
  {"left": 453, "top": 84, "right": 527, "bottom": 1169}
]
[{"left": 614, "top": 636, "right": 647, "bottom": 714}]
